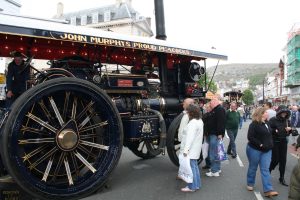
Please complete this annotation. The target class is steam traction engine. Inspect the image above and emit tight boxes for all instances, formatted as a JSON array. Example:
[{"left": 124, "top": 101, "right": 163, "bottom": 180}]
[{"left": 0, "top": 13, "right": 227, "bottom": 200}]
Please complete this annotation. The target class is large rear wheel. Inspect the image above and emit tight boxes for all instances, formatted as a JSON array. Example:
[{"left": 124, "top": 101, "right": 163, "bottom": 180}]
[
  {"left": 1, "top": 78, "right": 123, "bottom": 200},
  {"left": 167, "top": 113, "right": 203, "bottom": 166}
]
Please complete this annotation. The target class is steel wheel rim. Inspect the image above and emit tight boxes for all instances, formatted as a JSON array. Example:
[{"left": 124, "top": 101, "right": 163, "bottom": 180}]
[{"left": 6, "top": 82, "right": 122, "bottom": 195}]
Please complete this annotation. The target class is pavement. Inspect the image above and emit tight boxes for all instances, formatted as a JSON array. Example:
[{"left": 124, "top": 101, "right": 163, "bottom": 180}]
[{"left": 82, "top": 120, "right": 298, "bottom": 200}]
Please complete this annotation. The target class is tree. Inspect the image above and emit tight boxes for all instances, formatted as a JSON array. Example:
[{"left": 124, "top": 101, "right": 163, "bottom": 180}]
[
  {"left": 198, "top": 75, "right": 218, "bottom": 93},
  {"left": 242, "top": 89, "right": 254, "bottom": 105}
]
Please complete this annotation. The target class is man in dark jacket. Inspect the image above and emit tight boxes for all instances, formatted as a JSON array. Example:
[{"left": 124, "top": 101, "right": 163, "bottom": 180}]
[
  {"left": 269, "top": 105, "right": 292, "bottom": 186},
  {"left": 202, "top": 102, "right": 213, "bottom": 170},
  {"left": 206, "top": 97, "right": 226, "bottom": 177},
  {"left": 6, "top": 51, "right": 30, "bottom": 107},
  {"left": 225, "top": 102, "right": 240, "bottom": 158}
]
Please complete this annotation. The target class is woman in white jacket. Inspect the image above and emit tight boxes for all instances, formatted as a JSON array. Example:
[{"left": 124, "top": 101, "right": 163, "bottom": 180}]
[{"left": 180, "top": 104, "right": 204, "bottom": 192}]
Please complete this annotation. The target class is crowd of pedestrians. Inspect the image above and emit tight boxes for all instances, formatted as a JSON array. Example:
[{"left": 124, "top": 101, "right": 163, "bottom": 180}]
[{"left": 176, "top": 98, "right": 300, "bottom": 199}]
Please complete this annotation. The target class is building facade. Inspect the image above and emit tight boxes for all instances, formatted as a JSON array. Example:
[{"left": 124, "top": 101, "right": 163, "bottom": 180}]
[
  {"left": 54, "top": 0, "right": 153, "bottom": 37},
  {"left": 285, "top": 23, "right": 300, "bottom": 105},
  {"left": 0, "top": 0, "right": 21, "bottom": 14}
]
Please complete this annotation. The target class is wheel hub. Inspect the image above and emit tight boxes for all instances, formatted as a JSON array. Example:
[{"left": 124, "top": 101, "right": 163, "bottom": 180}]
[{"left": 57, "top": 129, "right": 78, "bottom": 150}]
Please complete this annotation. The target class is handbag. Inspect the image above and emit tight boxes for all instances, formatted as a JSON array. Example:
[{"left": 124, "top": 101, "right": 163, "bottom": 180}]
[
  {"left": 288, "top": 120, "right": 299, "bottom": 136},
  {"left": 291, "top": 128, "right": 299, "bottom": 136},
  {"left": 215, "top": 139, "right": 228, "bottom": 161},
  {"left": 178, "top": 153, "right": 193, "bottom": 183}
]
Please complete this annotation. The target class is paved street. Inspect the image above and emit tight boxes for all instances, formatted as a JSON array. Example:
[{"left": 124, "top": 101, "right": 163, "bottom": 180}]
[{"left": 83, "top": 120, "right": 298, "bottom": 200}]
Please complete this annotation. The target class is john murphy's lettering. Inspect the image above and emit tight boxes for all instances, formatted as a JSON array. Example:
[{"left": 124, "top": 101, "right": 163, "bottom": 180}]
[
  {"left": 90, "top": 37, "right": 131, "bottom": 47},
  {"left": 58, "top": 33, "right": 190, "bottom": 56},
  {"left": 60, "top": 33, "right": 87, "bottom": 42}
]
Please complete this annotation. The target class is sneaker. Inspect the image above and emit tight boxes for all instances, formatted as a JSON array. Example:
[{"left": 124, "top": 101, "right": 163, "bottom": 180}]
[
  {"left": 247, "top": 186, "right": 253, "bottom": 191},
  {"left": 232, "top": 154, "right": 237, "bottom": 159},
  {"left": 206, "top": 171, "right": 220, "bottom": 177}
]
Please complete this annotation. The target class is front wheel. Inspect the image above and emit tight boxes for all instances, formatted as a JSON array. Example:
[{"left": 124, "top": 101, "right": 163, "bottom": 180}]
[
  {"left": 1, "top": 78, "right": 123, "bottom": 200},
  {"left": 127, "top": 139, "right": 161, "bottom": 159}
]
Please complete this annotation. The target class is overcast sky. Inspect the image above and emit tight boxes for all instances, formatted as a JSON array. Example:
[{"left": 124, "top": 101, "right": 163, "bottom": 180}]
[{"left": 20, "top": 0, "right": 300, "bottom": 64}]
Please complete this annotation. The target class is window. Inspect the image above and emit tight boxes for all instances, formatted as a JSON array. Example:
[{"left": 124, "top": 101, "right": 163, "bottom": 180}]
[
  {"left": 104, "top": 10, "right": 111, "bottom": 22},
  {"left": 76, "top": 18, "right": 81, "bottom": 25},
  {"left": 92, "top": 12, "right": 98, "bottom": 24},
  {"left": 87, "top": 16, "right": 92, "bottom": 24},
  {"left": 71, "top": 16, "right": 76, "bottom": 25},
  {"left": 81, "top": 15, "right": 87, "bottom": 25}
]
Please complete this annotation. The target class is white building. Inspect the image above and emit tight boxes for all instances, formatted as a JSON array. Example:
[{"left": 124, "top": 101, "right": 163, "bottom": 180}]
[
  {"left": 54, "top": 0, "right": 153, "bottom": 37},
  {"left": 0, "top": 0, "right": 21, "bottom": 14}
]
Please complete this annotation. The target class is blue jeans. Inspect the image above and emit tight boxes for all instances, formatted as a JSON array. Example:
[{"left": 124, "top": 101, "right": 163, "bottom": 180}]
[
  {"left": 246, "top": 145, "right": 273, "bottom": 192},
  {"left": 239, "top": 117, "right": 243, "bottom": 129},
  {"left": 227, "top": 129, "right": 238, "bottom": 156},
  {"left": 188, "top": 159, "right": 201, "bottom": 190},
  {"left": 209, "top": 135, "right": 221, "bottom": 173}
]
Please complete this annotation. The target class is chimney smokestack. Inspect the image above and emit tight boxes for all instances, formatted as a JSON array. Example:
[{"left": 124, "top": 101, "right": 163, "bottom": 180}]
[
  {"left": 56, "top": 2, "right": 64, "bottom": 18},
  {"left": 154, "top": 0, "right": 167, "bottom": 40}
]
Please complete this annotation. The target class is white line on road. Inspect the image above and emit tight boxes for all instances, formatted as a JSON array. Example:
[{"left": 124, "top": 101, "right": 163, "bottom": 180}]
[
  {"left": 236, "top": 154, "right": 244, "bottom": 167},
  {"left": 254, "top": 191, "right": 264, "bottom": 200}
]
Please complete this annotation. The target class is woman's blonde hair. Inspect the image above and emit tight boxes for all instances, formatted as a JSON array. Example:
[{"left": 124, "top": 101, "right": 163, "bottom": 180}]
[{"left": 252, "top": 107, "right": 267, "bottom": 123}]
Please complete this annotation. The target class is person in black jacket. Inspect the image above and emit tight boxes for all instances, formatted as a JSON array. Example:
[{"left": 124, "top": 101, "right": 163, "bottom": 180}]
[
  {"left": 202, "top": 102, "right": 213, "bottom": 170},
  {"left": 246, "top": 107, "right": 278, "bottom": 197},
  {"left": 268, "top": 105, "right": 292, "bottom": 186},
  {"left": 6, "top": 51, "right": 30, "bottom": 108},
  {"left": 205, "top": 97, "right": 226, "bottom": 177}
]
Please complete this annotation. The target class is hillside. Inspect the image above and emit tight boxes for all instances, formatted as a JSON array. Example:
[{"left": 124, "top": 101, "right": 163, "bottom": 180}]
[{"left": 206, "top": 63, "right": 278, "bottom": 83}]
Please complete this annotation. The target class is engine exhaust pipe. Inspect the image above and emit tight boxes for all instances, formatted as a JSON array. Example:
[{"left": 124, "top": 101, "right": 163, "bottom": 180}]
[{"left": 148, "top": 109, "right": 166, "bottom": 155}]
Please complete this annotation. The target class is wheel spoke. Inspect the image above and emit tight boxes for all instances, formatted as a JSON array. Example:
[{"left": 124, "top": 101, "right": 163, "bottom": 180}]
[
  {"left": 71, "top": 97, "right": 78, "bottom": 119},
  {"left": 49, "top": 97, "right": 64, "bottom": 126},
  {"left": 64, "top": 158, "right": 74, "bottom": 185},
  {"left": 139, "top": 141, "right": 146, "bottom": 152},
  {"left": 76, "top": 101, "right": 94, "bottom": 120},
  {"left": 29, "top": 147, "right": 58, "bottom": 170},
  {"left": 26, "top": 113, "right": 57, "bottom": 133},
  {"left": 80, "top": 140, "right": 109, "bottom": 151},
  {"left": 80, "top": 134, "right": 98, "bottom": 140},
  {"left": 42, "top": 158, "right": 53, "bottom": 182},
  {"left": 74, "top": 151, "right": 96, "bottom": 173},
  {"left": 77, "top": 145, "right": 97, "bottom": 159},
  {"left": 145, "top": 142, "right": 154, "bottom": 153},
  {"left": 70, "top": 152, "right": 79, "bottom": 177},
  {"left": 18, "top": 138, "right": 55, "bottom": 144},
  {"left": 63, "top": 92, "right": 70, "bottom": 121},
  {"left": 78, "top": 112, "right": 96, "bottom": 130},
  {"left": 22, "top": 144, "right": 50, "bottom": 161},
  {"left": 79, "top": 120, "right": 108, "bottom": 133},
  {"left": 21, "top": 125, "right": 50, "bottom": 136},
  {"left": 38, "top": 100, "right": 52, "bottom": 123},
  {"left": 52, "top": 152, "right": 66, "bottom": 181}
]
